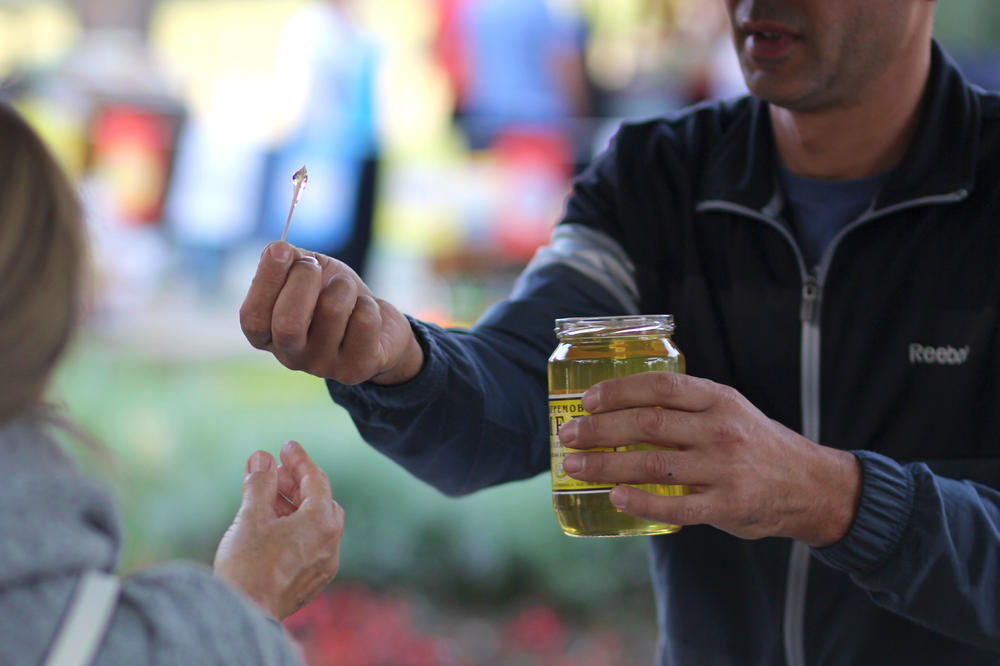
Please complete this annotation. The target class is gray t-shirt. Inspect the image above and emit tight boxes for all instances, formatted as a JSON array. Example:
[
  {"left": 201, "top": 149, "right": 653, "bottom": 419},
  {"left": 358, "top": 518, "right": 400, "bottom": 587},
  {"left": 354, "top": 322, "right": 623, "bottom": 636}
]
[{"left": 0, "top": 411, "right": 304, "bottom": 665}]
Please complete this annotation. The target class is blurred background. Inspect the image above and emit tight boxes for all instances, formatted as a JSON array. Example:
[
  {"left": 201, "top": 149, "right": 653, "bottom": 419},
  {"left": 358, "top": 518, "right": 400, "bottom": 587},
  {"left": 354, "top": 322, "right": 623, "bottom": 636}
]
[{"left": 3, "top": 1, "right": 997, "bottom": 664}]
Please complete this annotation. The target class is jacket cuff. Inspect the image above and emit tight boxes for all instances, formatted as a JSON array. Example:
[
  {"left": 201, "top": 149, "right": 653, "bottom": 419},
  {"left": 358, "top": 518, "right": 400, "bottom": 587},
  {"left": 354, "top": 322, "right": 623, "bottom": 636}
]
[
  {"left": 325, "top": 316, "right": 445, "bottom": 410},
  {"left": 811, "top": 450, "right": 916, "bottom": 577}
]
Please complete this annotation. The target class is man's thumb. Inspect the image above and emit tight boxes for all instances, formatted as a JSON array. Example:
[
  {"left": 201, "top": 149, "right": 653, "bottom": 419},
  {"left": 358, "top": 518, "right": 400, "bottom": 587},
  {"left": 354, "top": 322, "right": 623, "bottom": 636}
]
[{"left": 241, "top": 450, "right": 277, "bottom": 516}]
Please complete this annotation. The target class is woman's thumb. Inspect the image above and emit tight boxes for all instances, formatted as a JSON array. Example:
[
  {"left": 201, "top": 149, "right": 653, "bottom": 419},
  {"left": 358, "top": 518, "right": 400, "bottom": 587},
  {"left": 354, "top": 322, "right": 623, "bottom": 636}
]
[{"left": 241, "top": 450, "right": 277, "bottom": 516}]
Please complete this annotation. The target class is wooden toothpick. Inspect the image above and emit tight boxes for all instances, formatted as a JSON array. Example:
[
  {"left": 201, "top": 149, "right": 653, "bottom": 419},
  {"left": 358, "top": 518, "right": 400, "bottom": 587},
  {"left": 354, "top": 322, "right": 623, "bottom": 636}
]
[{"left": 281, "top": 165, "right": 309, "bottom": 242}]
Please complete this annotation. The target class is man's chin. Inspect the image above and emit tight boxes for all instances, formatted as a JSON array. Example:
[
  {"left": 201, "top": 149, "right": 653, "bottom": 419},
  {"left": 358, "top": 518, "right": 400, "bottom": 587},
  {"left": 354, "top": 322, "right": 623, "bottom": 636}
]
[{"left": 745, "top": 78, "right": 828, "bottom": 113}]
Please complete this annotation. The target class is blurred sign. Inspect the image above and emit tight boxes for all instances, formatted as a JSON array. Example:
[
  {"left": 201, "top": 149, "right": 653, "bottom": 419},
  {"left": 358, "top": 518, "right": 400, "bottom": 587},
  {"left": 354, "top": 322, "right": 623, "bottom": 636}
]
[{"left": 89, "top": 103, "right": 180, "bottom": 226}]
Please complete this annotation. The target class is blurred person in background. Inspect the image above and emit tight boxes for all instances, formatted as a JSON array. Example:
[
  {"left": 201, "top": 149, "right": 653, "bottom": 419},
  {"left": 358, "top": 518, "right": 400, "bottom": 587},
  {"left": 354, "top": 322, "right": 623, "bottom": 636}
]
[
  {"left": 431, "top": 0, "right": 594, "bottom": 263},
  {"left": 669, "top": 0, "right": 748, "bottom": 105},
  {"left": 449, "top": 0, "right": 591, "bottom": 155},
  {"left": 261, "top": 0, "right": 380, "bottom": 279},
  {"left": 0, "top": 101, "right": 344, "bottom": 665},
  {"left": 241, "top": 0, "right": 1000, "bottom": 664}
]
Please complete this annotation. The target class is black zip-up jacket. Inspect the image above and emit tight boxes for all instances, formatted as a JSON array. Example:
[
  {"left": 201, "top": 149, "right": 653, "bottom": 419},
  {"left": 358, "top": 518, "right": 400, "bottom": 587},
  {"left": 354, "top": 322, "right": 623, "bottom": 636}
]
[{"left": 329, "top": 41, "right": 1000, "bottom": 664}]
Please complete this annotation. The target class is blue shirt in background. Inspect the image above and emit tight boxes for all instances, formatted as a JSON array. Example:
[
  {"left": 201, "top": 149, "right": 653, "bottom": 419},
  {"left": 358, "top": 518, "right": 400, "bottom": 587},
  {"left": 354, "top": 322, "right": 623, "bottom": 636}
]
[{"left": 459, "top": 0, "right": 584, "bottom": 146}]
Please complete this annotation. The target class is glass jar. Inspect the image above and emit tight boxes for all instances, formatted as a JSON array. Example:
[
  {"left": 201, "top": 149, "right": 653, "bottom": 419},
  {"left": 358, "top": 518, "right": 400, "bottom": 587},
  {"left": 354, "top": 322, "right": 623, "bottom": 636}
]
[{"left": 548, "top": 315, "right": 686, "bottom": 537}]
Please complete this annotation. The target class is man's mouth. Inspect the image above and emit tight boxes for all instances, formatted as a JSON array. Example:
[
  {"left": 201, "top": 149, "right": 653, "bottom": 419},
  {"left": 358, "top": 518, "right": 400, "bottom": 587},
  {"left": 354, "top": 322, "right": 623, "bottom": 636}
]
[
  {"left": 741, "top": 21, "right": 799, "bottom": 60},
  {"left": 742, "top": 20, "right": 799, "bottom": 39}
]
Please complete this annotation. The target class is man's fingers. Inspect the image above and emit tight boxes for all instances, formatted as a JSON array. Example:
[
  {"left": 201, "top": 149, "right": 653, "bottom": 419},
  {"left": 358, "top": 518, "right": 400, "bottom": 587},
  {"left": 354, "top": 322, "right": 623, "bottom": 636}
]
[
  {"left": 334, "top": 295, "right": 386, "bottom": 384},
  {"left": 564, "top": 448, "right": 697, "bottom": 486},
  {"left": 583, "top": 372, "right": 721, "bottom": 414},
  {"left": 240, "top": 242, "right": 296, "bottom": 349},
  {"left": 270, "top": 257, "right": 324, "bottom": 361},
  {"left": 559, "top": 406, "right": 700, "bottom": 450},
  {"left": 309, "top": 251, "right": 366, "bottom": 292},
  {"left": 297, "top": 274, "right": 361, "bottom": 378},
  {"left": 241, "top": 450, "right": 278, "bottom": 518},
  {"left": 608, "top": 485, "right": 706, "bottom": 527}
]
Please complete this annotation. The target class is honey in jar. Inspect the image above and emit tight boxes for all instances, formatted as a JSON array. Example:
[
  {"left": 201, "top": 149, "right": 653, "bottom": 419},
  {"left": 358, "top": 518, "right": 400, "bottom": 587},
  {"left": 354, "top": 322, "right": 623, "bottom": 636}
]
[{"left": 548, "top": 315, "right": 687, "bottom": 537}]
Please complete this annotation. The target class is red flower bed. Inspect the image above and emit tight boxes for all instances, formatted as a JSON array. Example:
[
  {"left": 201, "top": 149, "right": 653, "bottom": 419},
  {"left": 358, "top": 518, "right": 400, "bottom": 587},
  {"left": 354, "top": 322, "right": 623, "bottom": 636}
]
[{"left": 284, "top": 583, "right": 651, "bottom": 666}]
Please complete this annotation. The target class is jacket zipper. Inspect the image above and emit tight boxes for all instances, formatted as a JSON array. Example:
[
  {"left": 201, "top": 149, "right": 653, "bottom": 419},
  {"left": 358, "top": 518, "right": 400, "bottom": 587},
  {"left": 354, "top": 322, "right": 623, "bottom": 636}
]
[
  {"left": 787, "top": 273, "right": 819, "bottom": 666},
  {"left": 695, "top": 188, "right": 967, "bottom": 666}
]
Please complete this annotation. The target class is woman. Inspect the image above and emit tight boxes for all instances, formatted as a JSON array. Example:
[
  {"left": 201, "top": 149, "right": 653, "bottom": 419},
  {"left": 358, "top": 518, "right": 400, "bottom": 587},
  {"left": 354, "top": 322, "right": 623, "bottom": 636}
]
[{"left": 0, "top": 101, "right": 344, "bottom": 664}]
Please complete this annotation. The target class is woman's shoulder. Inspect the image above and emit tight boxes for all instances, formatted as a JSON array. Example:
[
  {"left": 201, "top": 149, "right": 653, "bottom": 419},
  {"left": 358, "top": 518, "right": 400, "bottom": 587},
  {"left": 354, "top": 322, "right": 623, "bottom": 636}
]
[{"left": 108, "top": 562, "right": 303, "bottom": 665}]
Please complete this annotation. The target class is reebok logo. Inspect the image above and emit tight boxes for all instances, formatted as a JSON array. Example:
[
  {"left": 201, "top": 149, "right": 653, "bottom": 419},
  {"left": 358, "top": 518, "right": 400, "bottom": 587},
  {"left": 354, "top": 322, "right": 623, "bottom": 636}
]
[{"left": 909, "top": 343, "right": 970, "bottom": 365}]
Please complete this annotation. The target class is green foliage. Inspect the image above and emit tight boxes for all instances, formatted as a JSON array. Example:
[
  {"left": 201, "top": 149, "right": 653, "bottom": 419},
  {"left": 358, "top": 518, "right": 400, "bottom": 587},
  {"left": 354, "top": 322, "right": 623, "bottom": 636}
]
[{"left": 51, "top": 339, "right": 657, "bottom": 620}]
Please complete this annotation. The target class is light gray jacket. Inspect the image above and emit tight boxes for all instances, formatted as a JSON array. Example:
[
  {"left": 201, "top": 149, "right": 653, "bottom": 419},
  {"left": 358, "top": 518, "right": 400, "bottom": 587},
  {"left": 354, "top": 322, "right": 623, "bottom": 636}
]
[{"left": 0, "top": 411, "right": 303, "bottom": 665}]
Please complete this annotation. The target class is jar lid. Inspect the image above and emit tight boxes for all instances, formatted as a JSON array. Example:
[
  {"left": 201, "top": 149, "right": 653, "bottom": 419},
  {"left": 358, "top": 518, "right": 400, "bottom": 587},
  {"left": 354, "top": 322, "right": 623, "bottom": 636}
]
[{"left": 554, "top": 314, "right": 674, "bottom": 338}]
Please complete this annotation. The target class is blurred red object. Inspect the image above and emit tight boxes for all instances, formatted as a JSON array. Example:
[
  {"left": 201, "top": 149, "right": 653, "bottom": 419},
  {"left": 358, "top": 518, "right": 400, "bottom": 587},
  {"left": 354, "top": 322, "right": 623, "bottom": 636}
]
[
  {"left": 432, "top": 0, "right": 471, "bottom": 110},
  {"left": 490, "top": 128, "right": 572, "bottom": 263},
  {"left": 284, "top": 583, "right": 460, "bottom": 666},
  {"left": 284, "top": 583, "right": 648, "bottom": 666},
  {"left": 89, "top": 104, "right": 179, "bottom": 226},
  {"left": 501, "top": 603, "right": 569, "bottom": 657}
]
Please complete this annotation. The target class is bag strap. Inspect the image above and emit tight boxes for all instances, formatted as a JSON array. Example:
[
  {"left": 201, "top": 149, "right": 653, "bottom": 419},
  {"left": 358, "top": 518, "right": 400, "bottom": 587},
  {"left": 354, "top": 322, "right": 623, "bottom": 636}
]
[{"left": 44, "top": 570, "right": 121, "bottom": 666}]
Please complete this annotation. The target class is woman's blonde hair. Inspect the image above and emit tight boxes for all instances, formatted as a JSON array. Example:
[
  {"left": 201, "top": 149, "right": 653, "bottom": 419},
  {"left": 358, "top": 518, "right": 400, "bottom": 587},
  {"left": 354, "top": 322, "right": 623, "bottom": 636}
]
[{"left": 0, "top": 102, "right": 85, "bottom": 425}]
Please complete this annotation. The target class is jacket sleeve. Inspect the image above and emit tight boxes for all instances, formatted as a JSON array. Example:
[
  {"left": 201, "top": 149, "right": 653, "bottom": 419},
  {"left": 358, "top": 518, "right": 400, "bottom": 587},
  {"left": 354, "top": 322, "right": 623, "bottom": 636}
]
[
  {"left": 99, "top": 562, "right": 304, "bottom": 665},
  {"left": 812, "top": 450, "right": 1000, "bottom": 651},
  {"left": 325, "top": 229, "right": 641, "bottom": 496},
  {"left": 325, "top": 131, "right": 637, "bottom": 497}
]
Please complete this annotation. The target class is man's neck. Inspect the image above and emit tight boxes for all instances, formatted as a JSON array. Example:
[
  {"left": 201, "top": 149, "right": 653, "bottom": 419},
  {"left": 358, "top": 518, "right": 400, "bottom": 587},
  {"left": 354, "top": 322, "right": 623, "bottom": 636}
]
[{"left": 770, "top": 43, "right": 932, "bottom": 181}]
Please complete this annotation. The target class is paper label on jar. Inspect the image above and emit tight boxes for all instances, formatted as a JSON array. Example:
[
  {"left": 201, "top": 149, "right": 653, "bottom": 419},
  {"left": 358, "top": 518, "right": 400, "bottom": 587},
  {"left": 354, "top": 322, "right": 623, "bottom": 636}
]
[{"left": 549, "top": 394, "right": 615, "bottom": 493}]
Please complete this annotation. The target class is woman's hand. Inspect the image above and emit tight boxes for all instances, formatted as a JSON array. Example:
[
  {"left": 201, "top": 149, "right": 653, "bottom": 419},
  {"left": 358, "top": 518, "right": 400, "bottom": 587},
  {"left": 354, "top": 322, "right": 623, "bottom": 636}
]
[{"left": 214, "top": 440, "right": 345, "bottom": 620}]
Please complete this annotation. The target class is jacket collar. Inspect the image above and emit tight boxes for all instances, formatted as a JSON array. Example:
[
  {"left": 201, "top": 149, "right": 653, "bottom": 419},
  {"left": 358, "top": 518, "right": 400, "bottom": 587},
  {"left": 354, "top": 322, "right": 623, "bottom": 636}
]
[{"left": 699, "top": 39, "right": 979, "bottom": 213}]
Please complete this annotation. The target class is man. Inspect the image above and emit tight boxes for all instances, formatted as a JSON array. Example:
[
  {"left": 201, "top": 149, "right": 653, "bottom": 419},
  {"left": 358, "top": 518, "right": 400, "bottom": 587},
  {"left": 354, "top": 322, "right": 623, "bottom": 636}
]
[{"left": 241, "top": 0, "right": 1000, "bottom": 662}]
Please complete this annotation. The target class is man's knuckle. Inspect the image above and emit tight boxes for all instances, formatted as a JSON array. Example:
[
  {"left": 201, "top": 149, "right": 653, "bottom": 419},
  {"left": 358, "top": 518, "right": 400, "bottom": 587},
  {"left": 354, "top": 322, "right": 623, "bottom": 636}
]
[
  {"left": 343, "top": 326, "right": 380, "bottom": 359},
  {"left": 641, "top": 451, "right": 672, "bottom": 481},
  {"left": 575, "top": 415, "right": 597, "bottom": 439},
  {"left": 322, "top": 274, "right": 356, "bottom": 302},
  {"left": 316, "top": 287, "right": 350, "bottom": 319},
  {"left": 247, "top": 336, "right": 270, "bottom": 351},
  {"left": 334, "top": 362, "right": 373, "bottom": 385},
  {"left": 271, "top": 315, "right": 303, "bottom": 346},
  {"left": 353, "top": 295, "right": 381, "bottom": 323},
  {"left": 240, "top": 311, "right": 270, "bottom": 342},
  {"left": 710, "top": 419, "right": 744, "bottom": 445},
  {"left": 716, "top": 384, "right": 747, "bottom": 410},
  {"left": 675, "top": 502, "right": 700, "bottom": 526},
  {"left": 650, "top": 371, "right": 681, "bottom": 397},
  {"left": 280, "top": 354, "right": 305, "bottom": 372},
  {"left": 636, "top": 408, "right": 667, "bottom": 438}
]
